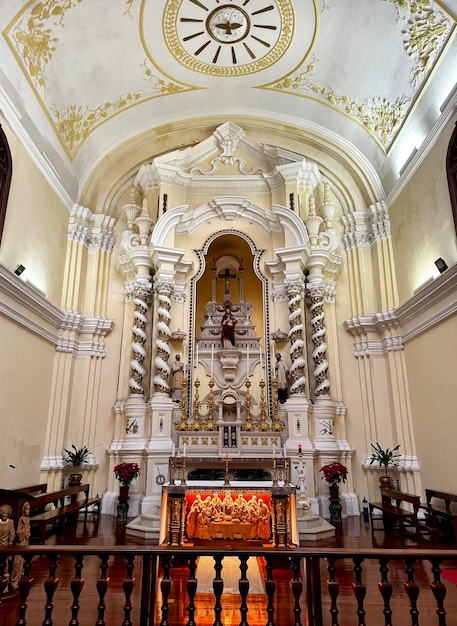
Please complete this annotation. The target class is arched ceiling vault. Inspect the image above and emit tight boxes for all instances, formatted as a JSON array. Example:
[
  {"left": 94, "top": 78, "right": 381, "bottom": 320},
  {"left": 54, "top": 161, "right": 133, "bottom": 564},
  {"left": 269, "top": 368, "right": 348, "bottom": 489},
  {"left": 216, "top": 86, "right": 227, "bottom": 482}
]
[{"left": 1, "top": 0, "right": 456, "bottom": 210}]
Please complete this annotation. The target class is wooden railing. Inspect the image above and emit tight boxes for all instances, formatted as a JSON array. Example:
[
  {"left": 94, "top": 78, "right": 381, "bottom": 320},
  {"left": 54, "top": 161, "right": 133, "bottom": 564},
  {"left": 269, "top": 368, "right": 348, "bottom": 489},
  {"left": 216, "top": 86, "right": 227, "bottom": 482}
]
[{"left": 1, "top": 545, "right": 457, "bottom": 625}]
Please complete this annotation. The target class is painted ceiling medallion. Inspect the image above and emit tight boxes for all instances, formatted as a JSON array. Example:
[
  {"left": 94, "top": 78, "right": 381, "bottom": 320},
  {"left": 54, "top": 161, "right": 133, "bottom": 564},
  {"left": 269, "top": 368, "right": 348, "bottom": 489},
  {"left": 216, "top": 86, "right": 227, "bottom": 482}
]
[{"left": 164, "top": 0, "right": 294, "bottom": 76}]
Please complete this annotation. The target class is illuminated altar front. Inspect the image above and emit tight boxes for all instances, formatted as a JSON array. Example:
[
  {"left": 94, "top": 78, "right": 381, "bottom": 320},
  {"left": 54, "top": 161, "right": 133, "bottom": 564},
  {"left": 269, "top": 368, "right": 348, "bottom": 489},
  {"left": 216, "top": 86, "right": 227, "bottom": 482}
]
[{"left": 161, "top": 456, "right": 297, "bottom": 548}]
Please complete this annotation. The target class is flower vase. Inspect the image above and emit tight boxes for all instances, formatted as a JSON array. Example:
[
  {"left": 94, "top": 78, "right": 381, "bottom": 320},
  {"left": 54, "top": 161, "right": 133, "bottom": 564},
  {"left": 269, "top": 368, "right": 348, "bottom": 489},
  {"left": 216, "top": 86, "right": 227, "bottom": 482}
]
[
  {"left": 117, "top": 485, "right": 130, "bottom": 523},
  {"left": 328, "top": 483, "right": 342, "bottom": 524}
]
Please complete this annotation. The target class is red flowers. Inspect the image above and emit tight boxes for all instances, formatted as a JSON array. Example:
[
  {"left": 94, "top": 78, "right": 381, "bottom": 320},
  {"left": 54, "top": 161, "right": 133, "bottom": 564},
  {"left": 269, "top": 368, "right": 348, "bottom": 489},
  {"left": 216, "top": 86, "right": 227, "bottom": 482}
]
[
  {"left": 320, "top": 462, "right": 348, "bottom": 486},
  {"left": 113, "top": 462, "right": 140, "bottom": 486}
]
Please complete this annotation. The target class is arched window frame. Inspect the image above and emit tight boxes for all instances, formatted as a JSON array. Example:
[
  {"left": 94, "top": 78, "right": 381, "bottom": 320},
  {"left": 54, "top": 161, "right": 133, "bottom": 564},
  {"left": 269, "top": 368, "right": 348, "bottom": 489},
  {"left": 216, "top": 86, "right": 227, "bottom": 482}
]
[
  {"left": 446, "top": 120, "right": 457, "bottom": 238},
  {"left": 0, "top": 124, "right": 13, "bottom": 245}
]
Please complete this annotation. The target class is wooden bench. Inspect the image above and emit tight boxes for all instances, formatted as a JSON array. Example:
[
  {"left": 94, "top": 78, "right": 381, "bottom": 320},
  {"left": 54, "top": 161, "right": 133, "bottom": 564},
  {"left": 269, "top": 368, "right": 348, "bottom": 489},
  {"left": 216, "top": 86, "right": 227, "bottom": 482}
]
[
  {"left": 420, "top": 489, "right": 457, "bottom": 541},
  {"left": 16, "top": 483, "right": 47, "bottom": 495},
  {"left": 29, "top": 483, "right": 101, "bottom": 543},
  {"left": 0, "top": 484, "right": 48, "bottom": 521},
  {"left": 369, "top": 487, "right": 436, "bottom": 540}
]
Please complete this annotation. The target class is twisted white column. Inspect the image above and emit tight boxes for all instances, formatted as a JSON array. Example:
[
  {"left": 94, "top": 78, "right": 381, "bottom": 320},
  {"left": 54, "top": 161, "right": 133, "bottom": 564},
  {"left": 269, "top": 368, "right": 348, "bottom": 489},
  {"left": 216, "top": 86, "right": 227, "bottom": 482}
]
[
  {"left": 128, "top": 282, "right": 151, "bottom": 395},
  {"left": 153, "top": 280, "right": 173, "bottom": 394},
  {"left": 286, "top": 280, "right": 307, "bottom": 396},
  {"left": 309, "top": 286, "right": 330, "bottom": 397}
]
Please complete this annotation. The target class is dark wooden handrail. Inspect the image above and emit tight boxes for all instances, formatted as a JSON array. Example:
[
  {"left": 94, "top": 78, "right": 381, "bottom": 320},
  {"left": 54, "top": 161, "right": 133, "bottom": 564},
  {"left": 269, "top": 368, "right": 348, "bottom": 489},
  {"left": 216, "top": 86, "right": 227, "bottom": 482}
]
[{"left": 1, "top": 545, "right": 457, "bottom": 625}]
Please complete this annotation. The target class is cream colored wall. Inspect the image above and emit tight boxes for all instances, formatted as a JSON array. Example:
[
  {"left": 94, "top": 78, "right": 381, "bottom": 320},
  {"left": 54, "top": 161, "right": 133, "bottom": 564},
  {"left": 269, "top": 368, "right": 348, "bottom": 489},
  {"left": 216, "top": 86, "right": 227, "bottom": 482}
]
[
  {"left": 390, "top": 114, "right": 457, "bottom": 303},
  {"left": 0, "top": 115, "right": 68, "bottom": 306},
  {"left": 0, "top": 115, "right": 70, "bottom": 490},
  {"left": 389, "top": 114, "right": 457, "bottom": 495},
  {"left": 402, "top": 315, "right": 457, "bottom": 493},
  {"left": 0, "top": 315, "right": 55, "bottom": 489}
]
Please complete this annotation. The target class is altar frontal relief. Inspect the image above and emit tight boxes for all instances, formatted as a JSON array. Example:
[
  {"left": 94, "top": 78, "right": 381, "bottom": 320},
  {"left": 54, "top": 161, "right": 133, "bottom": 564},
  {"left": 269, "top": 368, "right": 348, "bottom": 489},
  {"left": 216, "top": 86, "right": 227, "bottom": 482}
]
[{"left": 185, "top": 490, "right": 272, "bottom": 541}]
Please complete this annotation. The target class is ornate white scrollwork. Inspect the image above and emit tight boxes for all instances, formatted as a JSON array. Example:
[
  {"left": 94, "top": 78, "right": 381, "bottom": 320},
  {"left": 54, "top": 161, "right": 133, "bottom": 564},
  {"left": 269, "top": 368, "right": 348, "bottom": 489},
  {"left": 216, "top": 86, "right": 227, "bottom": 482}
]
[
  {"left": 153, "top": 280, "right": 173, "bottom": 394},
  {"left": 309, "top": 286, "right": 330, "bottom": 398},
  {"left": 285, "top": 281, "right": 307, "bottom": 396},
  {"left": 128, "top": 281, "right": 152, "bottom": 394}
]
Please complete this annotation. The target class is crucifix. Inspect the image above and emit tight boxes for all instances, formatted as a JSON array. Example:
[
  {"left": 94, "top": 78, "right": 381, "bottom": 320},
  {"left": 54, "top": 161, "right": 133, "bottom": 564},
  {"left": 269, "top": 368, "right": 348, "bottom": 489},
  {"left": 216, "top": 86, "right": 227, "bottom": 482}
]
[{"left": 218, "top": 267, "right": 237, "bottom": 300}]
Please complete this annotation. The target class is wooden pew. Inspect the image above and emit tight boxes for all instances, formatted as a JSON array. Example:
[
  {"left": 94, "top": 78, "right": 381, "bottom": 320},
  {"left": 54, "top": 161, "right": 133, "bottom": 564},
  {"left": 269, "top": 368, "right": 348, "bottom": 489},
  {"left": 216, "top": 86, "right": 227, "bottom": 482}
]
[
  {"left": 421, "top": 489, "right": 457, "bottom": 541},
  {"left": 0, "top": 483, "right": 100, "bottom": 543},
  {"left": 0, "top": 486, "right": 46, "bottom": 522},
  {"left": 29, "top": 483, "right": 101, "bottom": 543},
  {"left": 369, "top": 487, "right": 437, "bottom": 540},
  {"left": 16, "top": 483, "right": 47, "bottom": 495}
]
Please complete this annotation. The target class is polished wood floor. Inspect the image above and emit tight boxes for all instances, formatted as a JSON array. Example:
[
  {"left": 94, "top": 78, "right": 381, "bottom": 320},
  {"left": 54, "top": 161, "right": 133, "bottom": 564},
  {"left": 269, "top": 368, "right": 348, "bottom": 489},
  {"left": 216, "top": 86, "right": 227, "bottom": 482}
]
[{"left": 1, "top": 513, "right": 457, "bottom": 625}]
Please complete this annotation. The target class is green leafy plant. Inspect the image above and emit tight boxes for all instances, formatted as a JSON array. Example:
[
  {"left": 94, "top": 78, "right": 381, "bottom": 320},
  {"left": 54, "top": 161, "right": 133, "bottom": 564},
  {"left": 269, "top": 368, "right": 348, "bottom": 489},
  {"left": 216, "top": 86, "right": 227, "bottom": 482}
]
[
  {"left": 62, "top": 444, "right": 90, "bottom": 467},
  {"left": 369, "top": 442, "right": 401, "bottom": 476}
]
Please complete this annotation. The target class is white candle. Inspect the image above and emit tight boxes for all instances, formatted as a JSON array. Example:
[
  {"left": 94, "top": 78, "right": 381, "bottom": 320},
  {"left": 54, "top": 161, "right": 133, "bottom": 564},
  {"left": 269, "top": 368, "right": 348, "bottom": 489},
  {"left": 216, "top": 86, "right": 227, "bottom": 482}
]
[
  {"left": 211, "top": 344, "right": 214, "bottom": 379},
  {"left": 183, "top": 443, "right": 187, "bottom": 457},
  {"left": 259, "top": 345, "right": 263, "bottom": 369},
  {"left": 272, "top": 443, "right": 276, "bottom": 458},
  {"left": 195, "top": 342, "right": 198, "bottom": 368},
  {"left": 247, "top": 344, "right": 250, "bottom": 377}
]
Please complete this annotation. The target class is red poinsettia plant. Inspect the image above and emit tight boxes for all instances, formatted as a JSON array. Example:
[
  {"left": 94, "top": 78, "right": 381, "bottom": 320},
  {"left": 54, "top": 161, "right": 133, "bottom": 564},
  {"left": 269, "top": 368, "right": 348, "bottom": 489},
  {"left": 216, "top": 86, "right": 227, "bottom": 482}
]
[
  {"left": 113, "top": 462, "right": 140, "bottom": 486},
  {"left": 320, "top": 462, "right": 348, "bottom": 486}
]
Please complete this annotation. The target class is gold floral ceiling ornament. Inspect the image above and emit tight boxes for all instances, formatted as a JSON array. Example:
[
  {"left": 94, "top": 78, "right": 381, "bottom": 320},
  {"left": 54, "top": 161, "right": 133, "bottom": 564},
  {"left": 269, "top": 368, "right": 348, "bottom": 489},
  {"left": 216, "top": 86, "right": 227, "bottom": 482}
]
[
  {"left": 3, "top": 0, "right": 195, "bottom": 160},
  {"left": 163, "top": 0, "right": 295, "bottom": 76},
  {"left": 261, "top": 0, "right": 455, "bottom": 153}
]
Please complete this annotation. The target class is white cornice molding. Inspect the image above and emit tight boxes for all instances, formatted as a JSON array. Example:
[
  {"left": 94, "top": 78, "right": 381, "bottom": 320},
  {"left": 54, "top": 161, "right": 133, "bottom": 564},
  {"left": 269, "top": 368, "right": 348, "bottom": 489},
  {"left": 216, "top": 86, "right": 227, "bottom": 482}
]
[
  {"left": 395, "top": 263, "right": 457, "bottom": 342},
  {"left": 0, "top": 262, "right": 62, "bottom": 331},
  {"left": 0, "top": 262, "right": 114, "bottom": 354},
  {"left": 387, "top": 99, "right": 457, "bottom": 206},
  {"left": 344, "top": 264, "right": 457, "bottom": 353},
  {"left": 0, "top": 84, "right": 74, "bottom": 211}
]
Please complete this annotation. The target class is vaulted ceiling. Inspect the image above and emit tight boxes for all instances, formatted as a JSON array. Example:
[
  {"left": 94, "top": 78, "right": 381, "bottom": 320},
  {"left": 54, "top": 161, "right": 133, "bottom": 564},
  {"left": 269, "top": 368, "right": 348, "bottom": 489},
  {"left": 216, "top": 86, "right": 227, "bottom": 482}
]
[{"left": 1, "top": 0, "right": 456, "bottom": 207}]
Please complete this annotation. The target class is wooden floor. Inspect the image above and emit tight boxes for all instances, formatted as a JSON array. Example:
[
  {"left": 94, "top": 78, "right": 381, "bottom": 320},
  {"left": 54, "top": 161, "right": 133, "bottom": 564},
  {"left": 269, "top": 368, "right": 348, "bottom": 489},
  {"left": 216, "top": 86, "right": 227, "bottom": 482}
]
[{"left": 1, "top": 513, "right": 457, "bottom": 625}]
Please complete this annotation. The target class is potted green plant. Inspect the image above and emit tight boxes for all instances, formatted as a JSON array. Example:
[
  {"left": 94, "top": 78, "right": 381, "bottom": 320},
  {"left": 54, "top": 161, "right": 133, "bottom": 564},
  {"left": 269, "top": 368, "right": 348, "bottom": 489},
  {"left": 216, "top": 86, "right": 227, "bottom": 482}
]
[
  {"left": 63, "top": 444, "right": 90, "bottom": 485},
  {"left": 369, "top": 442, "right": 401, "bottom": 487}
]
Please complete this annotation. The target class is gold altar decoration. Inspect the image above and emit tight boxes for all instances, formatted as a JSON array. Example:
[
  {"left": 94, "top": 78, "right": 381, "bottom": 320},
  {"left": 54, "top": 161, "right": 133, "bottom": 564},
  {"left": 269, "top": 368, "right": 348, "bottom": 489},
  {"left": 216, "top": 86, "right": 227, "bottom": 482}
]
[
  {"left": 242, "top": 379, "right": 254, "bottom": 431},
  {"left": 184, "top": 490, "right": 272, "bottom": 541},
  {"left": 175, "top": 375, "right": 284, "bottom": 435},
  {"left": 175, "top": 378, "right": 188, "bottom": 432}
]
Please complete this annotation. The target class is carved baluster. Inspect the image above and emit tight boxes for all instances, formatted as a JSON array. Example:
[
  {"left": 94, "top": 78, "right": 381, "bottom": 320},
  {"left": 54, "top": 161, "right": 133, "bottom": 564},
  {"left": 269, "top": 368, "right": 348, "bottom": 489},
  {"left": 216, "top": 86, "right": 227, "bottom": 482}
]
[
  {"left": 265, "top": 555, "right": 276, "bottom": 626},
  {"left": 238, "top": 555, "right": 250, "bottom": 626},
  {"left": 16, "top": 553, "right": 34, "bottom": 626},
  {"left": 186, "top": 556, "right": 197, "bottom": 626},
  {"left": 159, "top": 555, "right": 173, "bottom": 626},
  {"left": 290, "top": 555, "right": 303, "bottom": 626},
  {"left": 352, "top": 557, "right": 366, "bottom": 625},
  {"left": 95, "top": 554, "right": 110, "bottom": 626},
  {"left": 327, "top": 557, "right": 340, "bottom": 626},
  {"left": 377, "top": 557, "right": 393, "bottom": 625},
  {"left": 212, "top": 555, "right": 224, "bottom": 626},
  {"left": 429, "top": 558, "right": 447, "bottom": 626},
  {"left": 404, "top": 558, "right": 420, "bottom": 625},
  {"left": 122, "top": 554, "right": 135, "bottom": 626},
  {"left": 42, "top": 554, "right": 59, "bottom": 626},
  {"left": 69, "top": 554, "right": 85, "bottom": 626}
]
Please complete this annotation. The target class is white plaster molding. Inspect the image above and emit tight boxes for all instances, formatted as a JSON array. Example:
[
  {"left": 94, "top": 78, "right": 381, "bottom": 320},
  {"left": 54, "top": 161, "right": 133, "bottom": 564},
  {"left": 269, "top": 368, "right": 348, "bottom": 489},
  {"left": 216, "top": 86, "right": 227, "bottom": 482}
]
[
  {"left": 0, "top": 83, "right": 74, "bottom": 210},
  {"left": 0, "top": 263, "right": 63, "bottom": 330},
  {"left": 394, "top": 263, "right": 457, "bottom": 342},
  {"left": 0, "top": 300, "right": 60, "bottom": 345}
]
